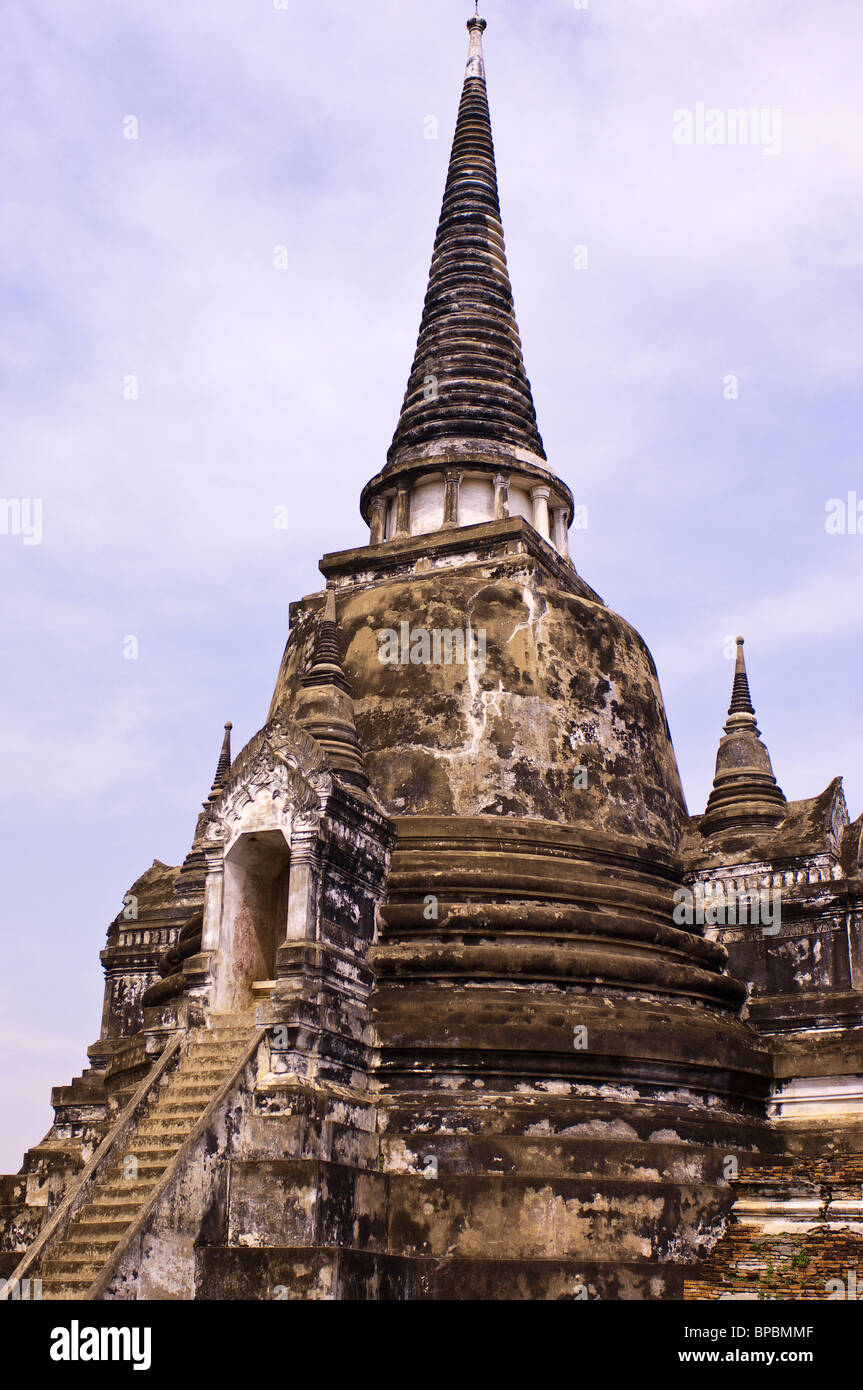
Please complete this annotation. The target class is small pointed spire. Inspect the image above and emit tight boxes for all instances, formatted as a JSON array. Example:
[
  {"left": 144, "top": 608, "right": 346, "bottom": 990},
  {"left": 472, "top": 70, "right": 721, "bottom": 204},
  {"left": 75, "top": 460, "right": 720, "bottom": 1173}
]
[
  {"left": 702, "top": 640, "right": 786, "bottom": 837},
  {"left": 206, "top": 721, "right": 233, "bottom": 805},
  {"left": 295, "top": 590, "right": 368, "bottom": 788},
  {"left": 174, "top": 720, "right": 234, "bottom": 891},
  {"left": 302, "top": 587, "right": 350, "bottom": 693}
]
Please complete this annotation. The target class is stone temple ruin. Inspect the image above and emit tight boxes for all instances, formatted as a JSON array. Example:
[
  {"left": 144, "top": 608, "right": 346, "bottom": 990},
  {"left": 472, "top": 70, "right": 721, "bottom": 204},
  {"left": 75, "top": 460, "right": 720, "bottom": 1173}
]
[{"left": 2, "top": 13, "right": 862, "bottom": 1302}]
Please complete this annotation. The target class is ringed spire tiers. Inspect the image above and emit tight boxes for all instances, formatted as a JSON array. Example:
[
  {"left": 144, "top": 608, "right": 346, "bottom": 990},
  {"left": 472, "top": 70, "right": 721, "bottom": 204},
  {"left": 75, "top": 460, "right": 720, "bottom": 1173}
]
[
  {"left": 294, "top": 589, "right": 368, "bottom": 788},
  {"left": 360, "top": 12, "right": 575, "bottom": 559},
  {"left": 205, "top": 722, "right": 233, "bottom": 807},
  {"left": 702, "top": 638, "right": 787, "bottom": 837}
]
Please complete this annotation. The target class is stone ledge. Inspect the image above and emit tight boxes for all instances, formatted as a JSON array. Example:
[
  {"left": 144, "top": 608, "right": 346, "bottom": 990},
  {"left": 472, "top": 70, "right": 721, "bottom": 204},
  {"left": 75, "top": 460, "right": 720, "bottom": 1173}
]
[{"left": 319, "top": 516, "right": 602, "bottom": 603}]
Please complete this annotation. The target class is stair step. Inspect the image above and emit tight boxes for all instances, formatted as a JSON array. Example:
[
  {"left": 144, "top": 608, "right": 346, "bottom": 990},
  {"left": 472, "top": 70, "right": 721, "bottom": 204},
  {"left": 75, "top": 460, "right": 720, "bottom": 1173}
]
[
  {"left": 122, "top": 1155, "right": 174, "bottom": 1172},
  {"left": 143, "top": 1106, "right": 197, "bottom": 1119},
  {"left": 43, "top": 1253, "right": 107, "bottom": 1276},
  {"left": 177, "top": 1046, "right": 237, "bottom": 1058},
  {"left": 102, "top": 1160, "right": 166, "bottom": 1177},
  {"left": 158, "top": 1076, "right": 218, "bottom": 1090},
  {"left": 124, "top": 1146, "right": 181, "bottom": 1160},
  {"left": 79, "top": 1198, "right": 133, "bottom": 1219},
  {"left": 54, "top": 1248, "right": 123, "bottom": 1269},
  {"left": 67, "top": 1227, "right": 130, "bottom": 1248},
  {"left": 105, "top": 1162, "right": 167, "bottom": 1182},
  {"left": 162, "top": 1070, "right": 231, "bottom": 1085},
  {"left": 52, "top": 1247, "right": 121, "bottom": 1270},
  {"left": 177, "top": 1059, "right": 237, "bottom": 1071},
  {"left": 126, "top": 1130, "right": 179, "bottom": 1145},
  {"left": 67, "top": 1218, "right": 132, "bottom": 1240},
  {"left": 43, "top": 1278, "right": 97, "bottom": 1290},
  {"left": 158, "top": 1088, "right": 217, "bottom": 1103},
  {"left": 126, "top": 1134, "right": 185, "bottom": 1149},
  {"left": 137, "top": 1115, "right": 190, "bottom": 1126},
  {"left": 91, "top": 1184, "right": 153, "bottom": 1203},
  {"left": 186, "top": 1048, "right": 243, "bottom": 1058},
  {"left": 42, "top": 1281, "right": 94, "bottom": 1299},
  {"left": 91, "top": 1190, "right": 153, "bottom": 1210}
]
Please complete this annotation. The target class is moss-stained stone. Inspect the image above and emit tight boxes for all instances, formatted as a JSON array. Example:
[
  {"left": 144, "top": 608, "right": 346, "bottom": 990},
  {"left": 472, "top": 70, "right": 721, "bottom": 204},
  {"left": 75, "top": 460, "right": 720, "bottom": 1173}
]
[{"left": 2, "top": 15, "right": 861, "bottom": 1307}]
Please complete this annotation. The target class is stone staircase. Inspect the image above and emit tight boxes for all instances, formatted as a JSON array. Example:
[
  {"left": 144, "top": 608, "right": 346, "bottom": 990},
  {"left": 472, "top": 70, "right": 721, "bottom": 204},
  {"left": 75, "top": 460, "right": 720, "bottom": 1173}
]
[
  {"left": 40, "top": 1023, "right": 252, "bottom": 1300},
  {"left": 684, "top": 1153, "right": 863, "bottom": 1300}
]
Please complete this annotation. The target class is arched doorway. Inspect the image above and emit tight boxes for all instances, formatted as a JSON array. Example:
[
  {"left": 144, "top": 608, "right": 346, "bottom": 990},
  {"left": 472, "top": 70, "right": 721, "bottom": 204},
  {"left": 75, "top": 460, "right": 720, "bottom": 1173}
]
[{"left": 218, "top": 830, "right": 292, "bottom": 1011}]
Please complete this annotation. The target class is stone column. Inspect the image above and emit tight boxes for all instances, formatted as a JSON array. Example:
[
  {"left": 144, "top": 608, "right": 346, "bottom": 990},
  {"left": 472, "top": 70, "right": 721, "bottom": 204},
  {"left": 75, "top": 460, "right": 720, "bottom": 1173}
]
[
  {"left": 531, "top": 486, "right": 551, "bottom": 541},
  {"left": 551, "top": 506, "right": 570, "bottom": 560},
  {"left": 394, "top": 482, "right": 412, "bottom": 539},
  {"left": 370, "top": 496, "right": 387, "bottom": 546},
  {"left": 200, "top": 847, "right": 225, "bottom": 954},
  {"left": 177, "top": 845, "right": 224, "bottom": 1012},
  {"left": 493, "top": 472, "right": 510, "bottom": 521},
  {"left": 282, "top": 829, "right": 321, "bottom": 946},
  {"left": 272, "top": 825, "right": 326, "bottom": 1081},
  {"left": 193, "top": 845, "right": 231, "bottom": 1017},
  {"left": 443, "top": 469, "right": 461, "bottom": 528}
]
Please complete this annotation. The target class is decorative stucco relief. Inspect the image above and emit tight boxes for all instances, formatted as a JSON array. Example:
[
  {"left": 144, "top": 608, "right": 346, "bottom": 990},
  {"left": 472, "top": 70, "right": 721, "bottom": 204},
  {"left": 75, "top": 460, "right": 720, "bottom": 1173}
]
[{"left": 201, "top": 718, "right": 332, "bottom": 846}]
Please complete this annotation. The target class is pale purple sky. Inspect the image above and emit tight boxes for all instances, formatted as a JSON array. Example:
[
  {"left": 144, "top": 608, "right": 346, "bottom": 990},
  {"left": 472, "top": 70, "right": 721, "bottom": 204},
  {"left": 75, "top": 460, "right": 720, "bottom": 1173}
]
[{"left": 1, "top": 0, "right": 862, "bottom": 1169}]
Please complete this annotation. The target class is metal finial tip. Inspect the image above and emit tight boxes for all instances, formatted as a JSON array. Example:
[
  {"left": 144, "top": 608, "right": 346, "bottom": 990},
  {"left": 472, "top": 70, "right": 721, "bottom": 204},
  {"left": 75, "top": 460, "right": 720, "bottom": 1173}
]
[
  {"left": 731, "top": 638, "right": 750, "bottom": 691},
  {"left": 225, "top": 721, "right": 233, "bottom": 731}
]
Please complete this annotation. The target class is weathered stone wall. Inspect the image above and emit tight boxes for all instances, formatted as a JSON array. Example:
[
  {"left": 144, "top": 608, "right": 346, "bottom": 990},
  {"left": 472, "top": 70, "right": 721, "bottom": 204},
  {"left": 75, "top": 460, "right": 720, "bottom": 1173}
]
[
  {"left": 272, "top": 522, "right": 686, "bottom": 849},
  {"left": 257, "top": 528, "right": 776, "bottom": 1297},
  {"left": 97, "top": 861, "right": 192, "bottom": 1052}
]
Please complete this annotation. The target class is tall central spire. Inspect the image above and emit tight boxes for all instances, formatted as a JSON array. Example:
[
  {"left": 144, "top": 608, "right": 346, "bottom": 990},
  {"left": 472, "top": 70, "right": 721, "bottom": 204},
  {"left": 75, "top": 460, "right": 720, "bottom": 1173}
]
[
  {"left": 360, "top": 13, "right": 574, "bottom": 559},
  {"left": 388, "top": 13, "right": 545, "bottom": 464}
]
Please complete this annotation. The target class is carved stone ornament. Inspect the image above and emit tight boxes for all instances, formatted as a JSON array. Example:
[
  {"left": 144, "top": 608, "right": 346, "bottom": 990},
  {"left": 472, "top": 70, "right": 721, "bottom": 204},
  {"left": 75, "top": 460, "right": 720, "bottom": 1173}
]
[{"left": 201, "top": 717, "right": 332, "bottom": 842}]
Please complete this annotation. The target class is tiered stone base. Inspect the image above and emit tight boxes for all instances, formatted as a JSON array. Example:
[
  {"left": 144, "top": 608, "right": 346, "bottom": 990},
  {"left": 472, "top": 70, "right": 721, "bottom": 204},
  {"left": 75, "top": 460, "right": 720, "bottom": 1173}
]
[{"left": 194, "top": 1084, "right": 776, "bottom": 1301}]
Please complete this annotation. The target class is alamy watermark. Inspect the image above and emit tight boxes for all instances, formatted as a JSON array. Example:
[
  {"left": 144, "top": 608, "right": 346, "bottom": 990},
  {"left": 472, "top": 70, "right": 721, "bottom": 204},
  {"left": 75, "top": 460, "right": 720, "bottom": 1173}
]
[
  {"left": 825, "top": 492, "right": 863, "bottom": 535},
  {"left": 377, "top": 623, "right": 486, "bottom": 673},
  {"left": 674, "top": 102, "right": 782, "bottom": 156},
  {"left": 0, "top": 1277, "right": 41, "bottom": 1300},
  {"left": 826, "top": 1270, "right": 863, "bottom": 1300},
  {"left": 50, "top": 1322, "right": 151, "bottom": 1370},
  {"left": 0, "top": 498, "right": 42, "bottom": 545}
]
